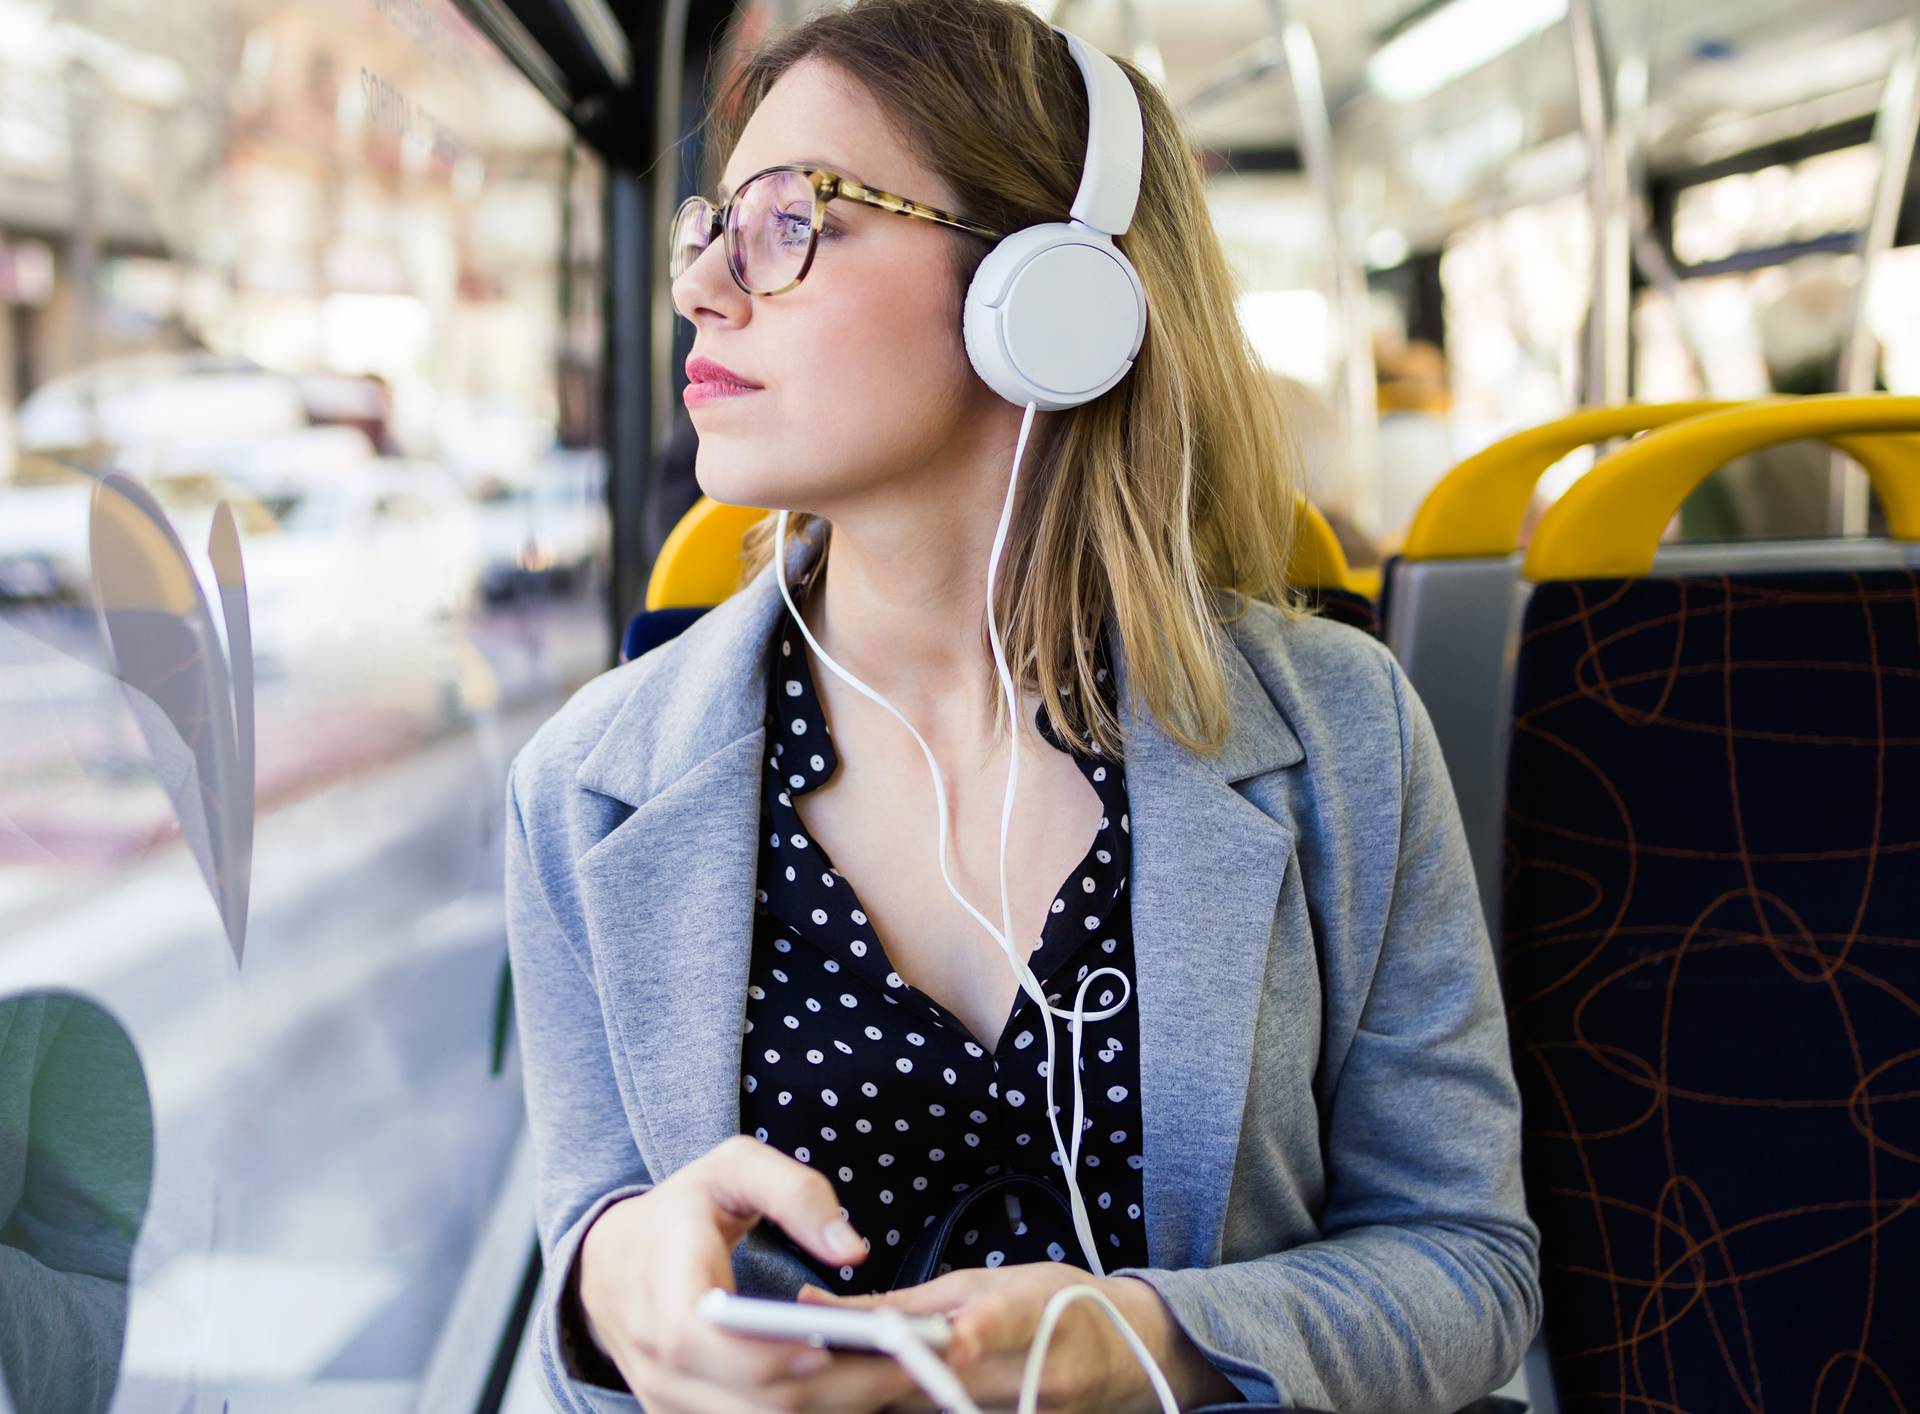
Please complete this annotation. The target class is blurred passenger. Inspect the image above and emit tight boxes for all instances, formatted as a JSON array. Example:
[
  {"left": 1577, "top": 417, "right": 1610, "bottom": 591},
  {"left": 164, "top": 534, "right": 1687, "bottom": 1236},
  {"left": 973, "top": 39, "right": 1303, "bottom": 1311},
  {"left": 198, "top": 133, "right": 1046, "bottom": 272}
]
[
  {"left": 1373, "top": 333, "right": 1455, "bottom": 542},
  {"left": 1681, "top": 256, "right": 1879, "bottom": 540},
  {"left": 1264, "top": 371, "right": 1380, "bottom": 568}
]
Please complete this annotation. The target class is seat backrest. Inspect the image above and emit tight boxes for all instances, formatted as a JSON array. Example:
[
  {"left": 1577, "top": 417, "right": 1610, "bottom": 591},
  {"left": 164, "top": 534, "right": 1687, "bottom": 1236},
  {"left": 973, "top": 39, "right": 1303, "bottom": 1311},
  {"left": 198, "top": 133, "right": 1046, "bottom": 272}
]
[
  {"left": 1387, "top": 401, "right": 1920, "bottom": 935},
  {"left": 619, "top": 498, "right": 765, "bottom": 662},
  {"left": 643, "top": 497, "right": 768, "bottom": 611},
  {"left": 1290, "top": 500, "right": 1380, "bottom": 638},
  {"left": 1391, "top": 404, "right": 1749, "bottom": 930},
  {"left": 1290, "top": 495, "right": 1382, "bottom": 633},
  {"left": 1500, "top": 396, "right": 1920, "bottom": 1409},
  {"left": 625, "top": 496, "right": 1381, "bottom": 663},
  {"left": 620, "top": 604, "right": 709, "bottom": 664}
]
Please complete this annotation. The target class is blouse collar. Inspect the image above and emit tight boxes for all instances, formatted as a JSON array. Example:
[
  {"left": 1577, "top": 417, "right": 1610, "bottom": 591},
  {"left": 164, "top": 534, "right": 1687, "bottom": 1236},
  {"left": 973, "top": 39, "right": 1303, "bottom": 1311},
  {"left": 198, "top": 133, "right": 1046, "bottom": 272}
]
[{"left": 766, "top": 608, "right": 1121, "bottom": 803}]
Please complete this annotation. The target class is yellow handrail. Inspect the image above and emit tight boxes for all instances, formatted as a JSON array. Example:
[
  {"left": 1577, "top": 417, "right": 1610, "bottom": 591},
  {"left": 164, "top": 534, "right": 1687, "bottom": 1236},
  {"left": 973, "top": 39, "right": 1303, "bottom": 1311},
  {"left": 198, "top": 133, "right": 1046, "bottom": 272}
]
[
  {"left": 1524, "top": 395, "right": 1920, "bottom": 582},
  {"left": 646, "top": 495, "right": 1370, "bottom": 612},
  {"left": 1403, "top": 402, "right": 1739, "bottom": 559},
  {"left": 1291, "top": 500, "right": 1358, "bottom": 594},
  {"left": 643, "top": 497, "right": 769, "bottom": 610}
]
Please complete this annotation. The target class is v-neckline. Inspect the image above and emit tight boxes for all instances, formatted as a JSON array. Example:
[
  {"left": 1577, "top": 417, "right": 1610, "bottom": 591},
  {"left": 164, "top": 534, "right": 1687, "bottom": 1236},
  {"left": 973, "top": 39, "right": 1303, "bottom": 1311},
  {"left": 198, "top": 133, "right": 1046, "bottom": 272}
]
[{"left": 758, "top": 616, "right": 1130, "bottom": 1057}]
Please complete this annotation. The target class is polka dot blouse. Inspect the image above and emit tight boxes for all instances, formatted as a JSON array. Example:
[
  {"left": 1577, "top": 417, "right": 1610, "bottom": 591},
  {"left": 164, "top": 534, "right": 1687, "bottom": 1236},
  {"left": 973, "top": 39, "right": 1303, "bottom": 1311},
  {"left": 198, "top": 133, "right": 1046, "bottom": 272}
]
[{"left": 740, "top": 609, "right": 1150, "bottom": 1293}]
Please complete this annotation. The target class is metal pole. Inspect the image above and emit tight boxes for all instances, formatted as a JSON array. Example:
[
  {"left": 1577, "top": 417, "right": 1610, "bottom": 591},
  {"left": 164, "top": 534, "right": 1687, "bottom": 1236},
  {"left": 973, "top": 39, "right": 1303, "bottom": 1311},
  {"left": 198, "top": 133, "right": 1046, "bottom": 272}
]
[
  {"left": 652, "top": 0, "right": 692, "bottom": 464},
  {"left": 1832, "top": 20, "right": 1920, "bottom": 535},
  {"left": 1568, "top": 0, "right": 1630, "bottom": 406},
  {"left": 1263, "top": 0, "right": 1381, "bottom": 532}
]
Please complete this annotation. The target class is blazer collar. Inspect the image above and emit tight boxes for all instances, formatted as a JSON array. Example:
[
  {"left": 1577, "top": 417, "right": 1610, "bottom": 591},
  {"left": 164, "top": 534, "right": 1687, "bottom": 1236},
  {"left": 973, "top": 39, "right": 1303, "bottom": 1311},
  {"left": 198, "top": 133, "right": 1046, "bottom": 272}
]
[{"left": 575, "top": 526, "right": 1303, "bottom": 810}]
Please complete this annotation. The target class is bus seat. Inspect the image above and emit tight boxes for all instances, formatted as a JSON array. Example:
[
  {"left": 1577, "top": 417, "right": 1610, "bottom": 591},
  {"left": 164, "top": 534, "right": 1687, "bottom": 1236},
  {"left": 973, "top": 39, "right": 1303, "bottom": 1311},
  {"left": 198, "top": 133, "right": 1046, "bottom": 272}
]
[
  {"left": 619, "top": 497, "right": 768, "bottom": 662},
  {"left": 624, "top": 496, "right": 1385, "bottom": 662},
  {"left": 644, "top": 496, "right": 767, "bottom": 611},
  {"left": 1500, "top": 395, "right": 1920, "bottom": 1410},
  {"left": 1292, "top": 499, "right": 1380, "bottom": 638},
  {"left": 1386, "top": 400, "right": 1919, "bottom": 936},
  {"left": 621, "top": 604, "right": 710, "bottom": 663}
]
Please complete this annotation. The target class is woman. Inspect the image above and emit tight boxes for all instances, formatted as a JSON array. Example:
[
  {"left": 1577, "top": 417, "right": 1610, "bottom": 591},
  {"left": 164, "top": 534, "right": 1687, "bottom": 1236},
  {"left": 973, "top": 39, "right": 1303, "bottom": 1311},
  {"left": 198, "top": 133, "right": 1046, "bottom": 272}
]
[{"left": 504, "top": 2, "right": 1539, "bottom": 1410}]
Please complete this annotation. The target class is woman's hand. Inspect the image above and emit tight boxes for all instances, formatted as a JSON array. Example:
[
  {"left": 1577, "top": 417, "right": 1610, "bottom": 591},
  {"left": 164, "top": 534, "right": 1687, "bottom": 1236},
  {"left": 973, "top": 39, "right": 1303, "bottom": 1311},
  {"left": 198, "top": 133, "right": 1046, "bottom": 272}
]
[
  {"left": 797, "top": 1262, "right": 1242, "bottom": 1412},
  {"left": 574, "top": 1134, "right": 922, "bottom": 1413}
]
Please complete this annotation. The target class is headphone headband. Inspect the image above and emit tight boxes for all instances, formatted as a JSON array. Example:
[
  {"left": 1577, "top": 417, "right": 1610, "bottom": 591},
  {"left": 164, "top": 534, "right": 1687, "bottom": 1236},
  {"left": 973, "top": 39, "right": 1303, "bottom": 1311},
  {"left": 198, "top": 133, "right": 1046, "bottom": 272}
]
[
  {"left": 961, "top": 22, "right": 1149, "bottom": 410},
  {"left": 1053, "top": 27, "right": 1143, "bottom": 239}
]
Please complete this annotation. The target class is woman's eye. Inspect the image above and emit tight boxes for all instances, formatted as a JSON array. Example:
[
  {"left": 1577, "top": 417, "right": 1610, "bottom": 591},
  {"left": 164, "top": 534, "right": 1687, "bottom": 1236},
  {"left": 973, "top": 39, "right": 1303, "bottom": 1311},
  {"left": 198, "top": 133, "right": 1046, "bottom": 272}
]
[{"left": 771, "top": 209, "right": 836, "bottom": 247}]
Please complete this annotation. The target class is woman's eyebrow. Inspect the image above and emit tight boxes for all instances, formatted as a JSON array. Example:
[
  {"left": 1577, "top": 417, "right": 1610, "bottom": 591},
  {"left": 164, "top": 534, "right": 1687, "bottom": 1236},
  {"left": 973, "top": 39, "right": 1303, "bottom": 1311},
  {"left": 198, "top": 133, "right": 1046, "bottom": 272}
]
[{"left": 717, "top": 159, "right": 870, "bottom": 203}]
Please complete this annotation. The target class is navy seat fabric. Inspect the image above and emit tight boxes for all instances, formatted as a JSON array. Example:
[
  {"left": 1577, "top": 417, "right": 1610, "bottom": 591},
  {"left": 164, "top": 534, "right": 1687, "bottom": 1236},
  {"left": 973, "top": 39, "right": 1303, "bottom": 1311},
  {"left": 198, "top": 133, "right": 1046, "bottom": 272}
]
[
  {"left": 621, "top": 605, "right": 710, "bottom": 663},
  {"left": 1302, "top": 585, "right": 1381, "bottom": 638},
  {"left": 1502, "top": 569, "right": 1920, "bottom": 1411}
]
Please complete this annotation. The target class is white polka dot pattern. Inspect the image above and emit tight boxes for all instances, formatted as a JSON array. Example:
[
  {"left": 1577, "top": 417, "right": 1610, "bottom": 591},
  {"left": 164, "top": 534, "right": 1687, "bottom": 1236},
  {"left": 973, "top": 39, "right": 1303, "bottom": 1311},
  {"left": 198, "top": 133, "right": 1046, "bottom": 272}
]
[{"left": 740, "top": 612, "right": 1148, "bottom": 1293}]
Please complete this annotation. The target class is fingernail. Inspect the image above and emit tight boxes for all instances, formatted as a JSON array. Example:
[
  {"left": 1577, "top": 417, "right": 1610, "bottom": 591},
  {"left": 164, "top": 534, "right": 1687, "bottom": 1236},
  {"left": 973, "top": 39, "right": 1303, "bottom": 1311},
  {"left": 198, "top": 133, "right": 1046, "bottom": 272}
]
[
  {"left": 789, "top": 1348, "right": 832, "bottom": 1376},
  {"left": 823, "top": 1218, "right": 862, "bottom": 1258}
]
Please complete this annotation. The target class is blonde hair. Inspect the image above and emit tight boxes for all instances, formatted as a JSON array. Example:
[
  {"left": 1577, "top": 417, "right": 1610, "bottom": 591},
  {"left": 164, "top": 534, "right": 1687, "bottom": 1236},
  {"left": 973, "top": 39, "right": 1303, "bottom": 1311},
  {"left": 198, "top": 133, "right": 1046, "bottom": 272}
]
[{"left": 704, "top": 0, "right": 1304, "bottom": 758}]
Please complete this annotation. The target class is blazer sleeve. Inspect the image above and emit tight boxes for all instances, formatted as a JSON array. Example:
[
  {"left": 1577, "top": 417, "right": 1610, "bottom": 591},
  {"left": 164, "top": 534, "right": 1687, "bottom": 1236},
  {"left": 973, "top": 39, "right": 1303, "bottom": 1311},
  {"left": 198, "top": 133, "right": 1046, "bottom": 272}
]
[
  {"left": 506, "top": 757, "right": 653, "bottom": 1413},
  {"left": 1110, "top": 654, "right": 1542, "bottom": 1413}
]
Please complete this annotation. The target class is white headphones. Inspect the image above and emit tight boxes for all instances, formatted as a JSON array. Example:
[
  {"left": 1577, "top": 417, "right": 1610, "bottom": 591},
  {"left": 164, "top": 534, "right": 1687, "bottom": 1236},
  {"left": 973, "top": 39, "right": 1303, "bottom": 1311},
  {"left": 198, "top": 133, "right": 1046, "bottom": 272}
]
[{"left": 961, "top": 26, "right": 1149, "bottom": 411}]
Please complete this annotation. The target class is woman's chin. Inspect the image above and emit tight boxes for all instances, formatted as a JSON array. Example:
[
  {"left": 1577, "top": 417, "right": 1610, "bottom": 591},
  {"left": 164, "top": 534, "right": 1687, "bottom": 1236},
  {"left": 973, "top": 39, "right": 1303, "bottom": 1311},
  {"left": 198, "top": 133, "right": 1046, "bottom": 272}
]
[{"left": 693, "top": 460, "right": 779, "bottom": 510}]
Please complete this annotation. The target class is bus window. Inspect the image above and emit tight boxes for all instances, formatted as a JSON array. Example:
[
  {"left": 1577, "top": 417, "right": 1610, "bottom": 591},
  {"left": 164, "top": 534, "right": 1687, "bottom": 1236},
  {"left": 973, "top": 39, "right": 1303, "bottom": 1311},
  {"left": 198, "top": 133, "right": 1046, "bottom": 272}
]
[{"left": 0, "top": 0, "right": 607, "bottom": 1406}]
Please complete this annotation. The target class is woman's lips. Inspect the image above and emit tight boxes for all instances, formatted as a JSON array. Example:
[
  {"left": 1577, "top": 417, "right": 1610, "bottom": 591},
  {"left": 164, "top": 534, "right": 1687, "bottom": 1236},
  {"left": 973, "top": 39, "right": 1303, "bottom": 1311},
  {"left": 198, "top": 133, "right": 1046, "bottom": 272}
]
[{"left": 684, "top": 378, "right": 763, "bottom": 406}]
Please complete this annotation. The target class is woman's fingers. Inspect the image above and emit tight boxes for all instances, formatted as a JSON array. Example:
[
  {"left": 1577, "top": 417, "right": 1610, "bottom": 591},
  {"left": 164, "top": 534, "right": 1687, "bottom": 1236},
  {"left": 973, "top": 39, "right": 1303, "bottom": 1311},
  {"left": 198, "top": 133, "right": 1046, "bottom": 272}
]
[
  {"left": 697, "top": 1135, "right": 869, "bottom": 1269},
  {"left": 797, "top": 1282, "right": 882, "bottom": 1308},
  {"left": 625, "top": 1343, "right": 817, "bottom": 1414},
  {"left": 669, "top": 1320, "right": 835, "bottom": 1390},
  {"left": 772, "top": 1350, "right": 926, "bottom": 1409},
  {"left": 800, "top": 1269, "right": 984, "bottom": 1315}
]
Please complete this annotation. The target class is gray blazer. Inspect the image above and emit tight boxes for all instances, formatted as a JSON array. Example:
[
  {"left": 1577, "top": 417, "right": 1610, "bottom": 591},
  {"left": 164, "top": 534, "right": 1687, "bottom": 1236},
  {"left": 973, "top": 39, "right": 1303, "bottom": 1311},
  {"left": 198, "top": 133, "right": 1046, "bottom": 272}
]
[{"left": 505, "top": 527, "right": 1540, "bottom": 1413}]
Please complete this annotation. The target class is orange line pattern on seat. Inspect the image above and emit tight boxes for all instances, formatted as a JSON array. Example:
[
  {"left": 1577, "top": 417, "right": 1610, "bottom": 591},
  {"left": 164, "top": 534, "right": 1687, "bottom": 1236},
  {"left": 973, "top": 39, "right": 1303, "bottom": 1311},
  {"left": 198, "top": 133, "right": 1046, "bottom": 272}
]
[{"left": 1501, "top": 569, "right": 1920, "bottom": 1413}]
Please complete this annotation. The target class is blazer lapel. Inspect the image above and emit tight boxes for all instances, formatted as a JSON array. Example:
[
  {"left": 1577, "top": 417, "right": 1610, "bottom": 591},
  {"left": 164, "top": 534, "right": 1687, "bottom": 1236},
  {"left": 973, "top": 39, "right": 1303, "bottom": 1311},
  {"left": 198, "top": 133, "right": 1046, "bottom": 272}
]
[
  {"left": 571, "top": 526, "right": 825, "bottom": 1178},
  {"left": 1118, "top": 602, "right": 1303, "bottom": 1270},
  {"left": 571, "top": 528, "right": 1304, "bottom": 1270}
]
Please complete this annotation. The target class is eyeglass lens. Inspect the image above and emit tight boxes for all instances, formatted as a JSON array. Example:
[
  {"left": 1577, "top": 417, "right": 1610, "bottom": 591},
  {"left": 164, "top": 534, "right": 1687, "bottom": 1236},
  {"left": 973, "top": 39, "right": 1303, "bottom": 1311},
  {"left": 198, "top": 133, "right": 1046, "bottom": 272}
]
[{"left": 669, "top": 169, "right": 818, "bottom": 294}]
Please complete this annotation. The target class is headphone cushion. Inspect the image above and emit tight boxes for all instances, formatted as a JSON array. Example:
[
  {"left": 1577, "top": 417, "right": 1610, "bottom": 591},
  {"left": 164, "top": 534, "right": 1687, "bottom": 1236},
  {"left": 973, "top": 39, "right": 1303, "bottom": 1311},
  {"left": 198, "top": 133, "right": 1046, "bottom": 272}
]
[{"left": 963, "top": 223, "right": 1147, "bottom": 410}]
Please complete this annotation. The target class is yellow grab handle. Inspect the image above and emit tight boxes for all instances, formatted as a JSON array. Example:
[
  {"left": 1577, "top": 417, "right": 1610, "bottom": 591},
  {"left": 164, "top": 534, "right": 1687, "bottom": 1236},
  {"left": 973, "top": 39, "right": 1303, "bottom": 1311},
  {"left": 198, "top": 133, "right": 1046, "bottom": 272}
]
[
  {"left": 644, "top": 496, "right": 771, "bottom": 610},
  {"left": 648, "top": 496, "right": 1369, "bottom": 608},
  {"left": 1524, "top": 395, "right": 1920, "bottom": 582},
  {"left": 1291, "top": 499, "right": 1358, "bottom": 593},
  {"left": 648, "top": 495, "right": 1367, "bottom": 610},
  {"left": 1403, "top": 402, "right": 1740, "bottom": 559}
]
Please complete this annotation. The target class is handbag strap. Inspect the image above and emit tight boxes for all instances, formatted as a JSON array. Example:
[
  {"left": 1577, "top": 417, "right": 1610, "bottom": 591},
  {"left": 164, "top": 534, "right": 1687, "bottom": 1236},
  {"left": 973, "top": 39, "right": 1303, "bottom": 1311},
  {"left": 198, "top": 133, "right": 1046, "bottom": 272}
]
[{"left": 891, "top": 1171, "right": 1080, "bottom": 1289}]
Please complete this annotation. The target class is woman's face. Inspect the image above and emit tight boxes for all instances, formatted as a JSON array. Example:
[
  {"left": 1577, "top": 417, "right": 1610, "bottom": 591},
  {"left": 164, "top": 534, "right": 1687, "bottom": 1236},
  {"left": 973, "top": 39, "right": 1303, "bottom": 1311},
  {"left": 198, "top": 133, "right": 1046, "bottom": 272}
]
[{"left": 672, "top": 58, "right": 1006, "bottom": 513}]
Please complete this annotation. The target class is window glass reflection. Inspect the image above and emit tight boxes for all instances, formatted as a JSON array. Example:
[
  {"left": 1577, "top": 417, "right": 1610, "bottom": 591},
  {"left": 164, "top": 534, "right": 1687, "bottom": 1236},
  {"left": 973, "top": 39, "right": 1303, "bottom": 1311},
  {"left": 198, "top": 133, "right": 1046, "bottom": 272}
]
[{"left": 1, "top": 0, "right": 607, "bottom": 1404}]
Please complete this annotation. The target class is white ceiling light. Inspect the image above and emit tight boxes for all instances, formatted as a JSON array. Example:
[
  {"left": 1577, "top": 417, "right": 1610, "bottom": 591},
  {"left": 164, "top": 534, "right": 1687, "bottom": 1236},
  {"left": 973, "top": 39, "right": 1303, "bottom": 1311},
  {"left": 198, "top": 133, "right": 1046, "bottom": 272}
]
[{"left": 1367, "top": 0, "right": 1570, "bottom": 105}]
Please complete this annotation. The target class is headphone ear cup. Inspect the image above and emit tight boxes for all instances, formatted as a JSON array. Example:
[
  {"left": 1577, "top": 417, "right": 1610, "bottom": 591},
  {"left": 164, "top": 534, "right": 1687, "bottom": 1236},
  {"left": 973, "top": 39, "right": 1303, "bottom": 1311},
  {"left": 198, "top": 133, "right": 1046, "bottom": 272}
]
[{"left": 964, "top": 223, "right": 1147, "bottom": 411}]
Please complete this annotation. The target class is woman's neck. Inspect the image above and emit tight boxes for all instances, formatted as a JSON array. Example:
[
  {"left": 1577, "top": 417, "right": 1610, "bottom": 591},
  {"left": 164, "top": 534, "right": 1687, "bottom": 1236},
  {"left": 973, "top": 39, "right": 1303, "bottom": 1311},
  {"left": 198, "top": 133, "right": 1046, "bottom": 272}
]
[{"left": 794, "top": 518, "right": 1025, "bottom": 756}]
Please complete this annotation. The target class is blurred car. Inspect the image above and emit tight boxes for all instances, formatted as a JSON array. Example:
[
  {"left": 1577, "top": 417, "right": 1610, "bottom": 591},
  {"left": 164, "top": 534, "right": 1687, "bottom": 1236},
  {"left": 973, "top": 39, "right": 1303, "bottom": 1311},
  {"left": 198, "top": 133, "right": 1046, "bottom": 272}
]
[
  {"left": 472, "top": 448, "right": 609, "bottom": 603},
  {"left": 15, "top": 353, "right": 308, "bottom": 462},
  {"left": 0, "top": 464, "right": 93, "bottom": 602},
  {"left": 242, "top": 460, "right": 482, "bottom": 701},
  {"left": 0, "top": 424, "right": 384, "bottom": 606}
]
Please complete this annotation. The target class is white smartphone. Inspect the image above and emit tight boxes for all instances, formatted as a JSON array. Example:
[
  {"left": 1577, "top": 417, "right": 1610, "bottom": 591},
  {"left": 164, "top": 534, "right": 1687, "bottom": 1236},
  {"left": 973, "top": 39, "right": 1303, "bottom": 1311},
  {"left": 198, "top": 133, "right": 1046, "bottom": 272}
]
[{"left": 697, "top": 1288, "right": 955, "bottom": 1354}]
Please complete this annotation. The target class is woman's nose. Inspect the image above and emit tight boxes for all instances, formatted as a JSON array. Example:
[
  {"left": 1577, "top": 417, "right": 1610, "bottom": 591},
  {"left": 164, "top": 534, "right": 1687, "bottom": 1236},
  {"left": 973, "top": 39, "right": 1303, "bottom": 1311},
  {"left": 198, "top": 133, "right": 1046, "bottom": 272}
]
[{"left": 673, "top": 238, "right": 748, "bottom": 324}]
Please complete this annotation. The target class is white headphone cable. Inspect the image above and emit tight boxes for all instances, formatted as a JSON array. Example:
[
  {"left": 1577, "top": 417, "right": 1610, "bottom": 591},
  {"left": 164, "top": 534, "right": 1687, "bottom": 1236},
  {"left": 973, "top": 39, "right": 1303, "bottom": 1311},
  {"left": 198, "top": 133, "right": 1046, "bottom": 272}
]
[
  {"left": 775, "top": 403, "right": 1117, "bottom": 1276},
  {"left": 772, "top": 402, "right": 1175, "bottom": 1413}
]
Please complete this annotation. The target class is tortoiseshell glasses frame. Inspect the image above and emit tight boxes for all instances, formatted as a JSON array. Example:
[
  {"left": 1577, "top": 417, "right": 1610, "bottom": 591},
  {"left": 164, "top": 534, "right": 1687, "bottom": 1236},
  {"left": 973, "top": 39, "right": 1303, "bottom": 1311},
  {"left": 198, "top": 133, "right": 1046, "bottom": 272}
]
[{"left": 670, "top": 164, "right": 1005, "bottom": 297}]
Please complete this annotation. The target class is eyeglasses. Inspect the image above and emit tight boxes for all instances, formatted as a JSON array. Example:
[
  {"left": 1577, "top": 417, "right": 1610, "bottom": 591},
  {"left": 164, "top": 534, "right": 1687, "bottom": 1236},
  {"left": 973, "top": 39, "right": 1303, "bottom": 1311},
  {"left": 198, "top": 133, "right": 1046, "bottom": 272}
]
[{"left": 670, "top": 163, "right": 1004, "bottom": 297}]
